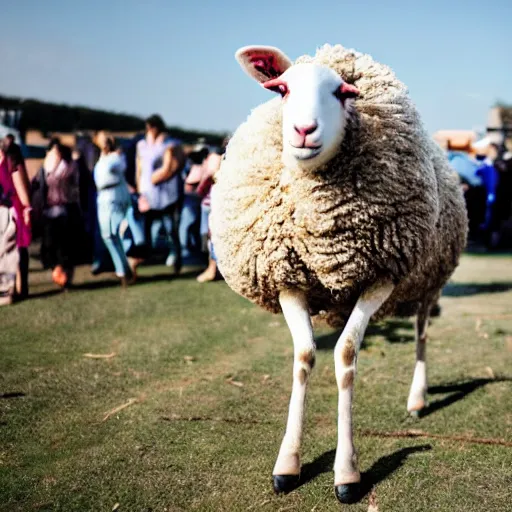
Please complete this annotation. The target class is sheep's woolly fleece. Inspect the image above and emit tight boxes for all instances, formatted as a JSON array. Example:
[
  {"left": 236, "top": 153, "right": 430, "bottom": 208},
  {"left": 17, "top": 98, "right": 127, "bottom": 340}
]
[{"left": 211, "top": 44, "right": 467, "bottom": 326}]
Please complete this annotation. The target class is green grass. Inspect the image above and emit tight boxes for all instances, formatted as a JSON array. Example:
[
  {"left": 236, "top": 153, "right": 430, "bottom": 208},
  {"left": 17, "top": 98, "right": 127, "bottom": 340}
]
[{"left": 1, "top": 254, "right": 511, "bottom": 511}]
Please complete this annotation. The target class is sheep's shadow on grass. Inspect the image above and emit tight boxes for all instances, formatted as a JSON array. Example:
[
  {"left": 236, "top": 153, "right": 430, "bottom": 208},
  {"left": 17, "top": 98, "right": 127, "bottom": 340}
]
[
  {"left": 442, "top": 281, "right": 512, "bottom": 297},
  {"left": 297, "top": 444, "right": 432, "bottom": 502},
  {"left": 420, "top": 377, "right": 512, "bottom": 418},
  {"left": 315, "top": 319, "right": 414, "bottom": 350}
]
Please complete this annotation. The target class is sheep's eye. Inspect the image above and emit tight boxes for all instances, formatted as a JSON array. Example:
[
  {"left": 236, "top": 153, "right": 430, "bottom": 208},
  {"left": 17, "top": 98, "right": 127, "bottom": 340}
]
[
  {"left": 333, "top": 88, "right": 343, "bottom": 102},
  {"left": 333, "top": 83, "right": 360, "bottom": 103}
]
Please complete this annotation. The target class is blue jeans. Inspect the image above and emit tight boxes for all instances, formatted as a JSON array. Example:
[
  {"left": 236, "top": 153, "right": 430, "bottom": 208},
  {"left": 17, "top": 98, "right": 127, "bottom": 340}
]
[
  {"left": 122, "top": 194, "right": 147, "bottom": 258},
  {"left": 200, "top": 204, "right": 211, "bottom": 237},
  {"left": 144, "top": 202, "right": 182, "bottom": 268},
  {"left": 209, "top": 239, "right": 217, "bottom": 262},
  {"left": 179, "top": 194, "right": 202, "bottom": 258},
  {"left": 91, "top": 190, "right": 114, "bottom": 273},
  {"left": 97, "top": 200, "right": 131, "bottom": 277}
]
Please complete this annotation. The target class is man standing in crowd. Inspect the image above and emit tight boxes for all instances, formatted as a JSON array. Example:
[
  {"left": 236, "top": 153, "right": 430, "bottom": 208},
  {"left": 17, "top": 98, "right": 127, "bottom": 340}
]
[
  {"left": 136, "top": 115, "right": 186, "bottom": 274},
  {"left": 490, "top": 142, "right": 512, "bottom": 249}
]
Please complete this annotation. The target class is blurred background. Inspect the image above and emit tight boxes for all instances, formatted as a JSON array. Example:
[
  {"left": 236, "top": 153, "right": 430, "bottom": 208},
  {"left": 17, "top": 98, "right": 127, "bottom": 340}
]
[
  {"left": 0, "top": 0, "right": 511, "bottom": 283},
  {"left": 1, "top": 3, "right": 511, "bottom": 511}
]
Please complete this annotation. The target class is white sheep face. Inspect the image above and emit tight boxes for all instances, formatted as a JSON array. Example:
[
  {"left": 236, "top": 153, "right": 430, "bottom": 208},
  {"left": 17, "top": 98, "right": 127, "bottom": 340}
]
[{"left": 236, "top": 45, "right": 359, "bottom": 171}]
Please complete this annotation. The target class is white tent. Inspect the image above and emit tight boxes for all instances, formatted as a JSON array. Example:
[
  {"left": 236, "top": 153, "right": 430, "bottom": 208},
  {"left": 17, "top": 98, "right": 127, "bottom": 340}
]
[
  {"left": 472, "top": 136, "right": 493, "bottom": 151},
  {"left": 0, "top": 124, "right": 21, "bottom": 144}
]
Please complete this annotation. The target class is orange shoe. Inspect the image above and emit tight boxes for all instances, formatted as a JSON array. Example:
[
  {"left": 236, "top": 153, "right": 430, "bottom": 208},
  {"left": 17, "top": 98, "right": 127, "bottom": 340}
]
[{"left": 52, "top": 266, "right": 68, "bottom": 288}]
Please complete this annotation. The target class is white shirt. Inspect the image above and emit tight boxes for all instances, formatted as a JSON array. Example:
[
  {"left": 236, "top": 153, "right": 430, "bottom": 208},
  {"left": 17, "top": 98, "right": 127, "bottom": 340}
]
[{"left": 94, "top": 152, "right": 130, "bottom": 205}]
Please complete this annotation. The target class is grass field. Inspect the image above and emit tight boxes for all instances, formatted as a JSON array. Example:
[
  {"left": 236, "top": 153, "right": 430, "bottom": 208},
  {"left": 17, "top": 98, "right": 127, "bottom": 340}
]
[{"left": 1, "top": 253, "right": 511, "bottom": 512}]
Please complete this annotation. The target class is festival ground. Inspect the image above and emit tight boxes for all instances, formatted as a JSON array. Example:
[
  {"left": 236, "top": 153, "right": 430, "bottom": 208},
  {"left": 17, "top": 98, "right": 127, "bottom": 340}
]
[{"left": 1, "top": 253, "right": 511, "bottom": 512}]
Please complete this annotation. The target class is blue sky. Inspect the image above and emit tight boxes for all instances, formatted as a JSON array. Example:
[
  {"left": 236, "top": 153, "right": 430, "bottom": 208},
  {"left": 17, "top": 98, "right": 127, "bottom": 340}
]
[{"left": 1, "top": 0, "right": 510, "bottom": 135}]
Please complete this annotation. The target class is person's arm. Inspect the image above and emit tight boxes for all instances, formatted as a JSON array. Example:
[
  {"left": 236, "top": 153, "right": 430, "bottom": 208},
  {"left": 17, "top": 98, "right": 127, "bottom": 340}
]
[
  {"left": 135, "top": 144, "right": 143, "bottom": 193},
  {"left": 14, "top": 160, "right": 31, "bottom": 200},
  {"left": 107, "top": 154, "right": 127, "bottom": 180},
  {"left": 151, "top": 145, "right": 184, "bottom": 185},
  {"left": 11, "top": 170, "right": 31, "bottom": 208},
  {"left": 11, "top": 165, "right": 32, "bottom": 225},
  {"left": 184, "top": 163, "right": 203, "bottom": 195},
  {"left": 206, "top": 153, "right": 222, "bottom": 177},
  {"left": 196, "top": 175, "right": 214, "bottom": 198},
  {"left": 136, "top": 156, "right": 141, "bottom": 191},
  {"left": 117, "top": 153, "right": 127, "bottom": 175}
]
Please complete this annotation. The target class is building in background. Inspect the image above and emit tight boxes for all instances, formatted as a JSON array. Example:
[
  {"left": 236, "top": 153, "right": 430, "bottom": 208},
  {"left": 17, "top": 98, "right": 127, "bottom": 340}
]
[{"left": 433, "top": 129, "right": 478, "bottom": 153}]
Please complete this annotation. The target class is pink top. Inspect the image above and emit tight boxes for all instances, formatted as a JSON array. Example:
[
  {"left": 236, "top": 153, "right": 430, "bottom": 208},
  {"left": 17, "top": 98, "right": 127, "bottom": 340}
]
[
  {"left": 0, "top": 155, "right": 31, "bottom": 248},
  {"left": 44, "top": 158, "right": 79, "bottom": 207},
  {"left": 197, "top": 175, "right": 214, "bottom": 207},
  {"left": 0, "top": 156, "right": 16, "bottom": 205},
  {"left": 197, "top": 153, "right": 222, "bottom": 207},
  {"left": 186, "top": 163, "right": 207, "bottom": 186}
]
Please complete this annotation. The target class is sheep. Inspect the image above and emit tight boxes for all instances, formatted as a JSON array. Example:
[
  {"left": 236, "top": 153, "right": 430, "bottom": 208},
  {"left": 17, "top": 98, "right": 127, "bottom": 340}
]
[{"left": 210, "top": 43, "right": 468, "bottom": 504}]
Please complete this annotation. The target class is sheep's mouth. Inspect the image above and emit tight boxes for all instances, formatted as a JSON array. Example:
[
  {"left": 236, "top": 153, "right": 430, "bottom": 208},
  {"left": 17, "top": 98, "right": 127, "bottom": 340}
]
[{"left": 291, "top": 146, "right": 322, "bottom": 160}]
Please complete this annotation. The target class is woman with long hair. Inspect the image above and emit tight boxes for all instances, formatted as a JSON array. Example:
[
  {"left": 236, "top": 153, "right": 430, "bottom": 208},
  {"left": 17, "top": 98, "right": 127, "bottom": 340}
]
[{"left": 93, "top": 133, "right": 133, "bottom": 285}]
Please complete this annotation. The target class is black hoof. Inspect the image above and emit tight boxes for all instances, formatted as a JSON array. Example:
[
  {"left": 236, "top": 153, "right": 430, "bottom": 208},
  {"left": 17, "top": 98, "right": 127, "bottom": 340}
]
[
  {"left": 335, "top": 483, "right": 360, "bottom": 504},
  {"left": 273, "top": 474, "right": 300, "bottom": 494}
]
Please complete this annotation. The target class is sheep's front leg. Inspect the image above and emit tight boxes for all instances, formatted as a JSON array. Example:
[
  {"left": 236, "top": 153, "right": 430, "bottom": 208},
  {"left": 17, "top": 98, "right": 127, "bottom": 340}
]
[
  {"left": 333, "top": 282, "right": 394, "bottom": 504},
  {"left": 407, "top": 304, "right": 430, "bottom": 415},
  {"left": 272, "top": 290, "right": 315, "bottom": 494}
]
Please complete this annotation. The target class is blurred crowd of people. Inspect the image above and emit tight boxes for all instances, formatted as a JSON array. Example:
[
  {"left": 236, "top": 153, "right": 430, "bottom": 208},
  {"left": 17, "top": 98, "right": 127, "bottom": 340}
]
[
  {"left": 448, "top": 142, "right": 512, "bottom": 249},
  {"left": 0, "top": 115, "right": 226, "bottom": 304},
  {"left": 2, "top": 116, "right": 512, "bottom": 306}
]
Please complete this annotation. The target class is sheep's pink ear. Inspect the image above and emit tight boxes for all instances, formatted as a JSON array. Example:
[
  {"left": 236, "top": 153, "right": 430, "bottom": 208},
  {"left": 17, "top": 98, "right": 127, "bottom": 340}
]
[{"left": 235, "top": 45, "right": 292, "bottom": 83}]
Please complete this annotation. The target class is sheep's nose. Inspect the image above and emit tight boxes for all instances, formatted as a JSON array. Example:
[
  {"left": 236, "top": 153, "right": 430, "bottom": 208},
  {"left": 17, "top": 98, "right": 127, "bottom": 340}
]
[{"left": 294, "top": 121, "right": 318, "bottom": 137}]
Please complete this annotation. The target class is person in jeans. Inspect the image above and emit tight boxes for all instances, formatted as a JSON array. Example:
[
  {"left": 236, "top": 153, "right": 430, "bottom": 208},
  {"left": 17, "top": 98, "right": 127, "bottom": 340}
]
[
  {"left": 179, "top": 146, "right": 209, "bottom": 263},
  {"left": 119, "top": 134, "right": 147, "bottom": 275},
  {"left": 136, "top": 115, "right": 186, "bottom": 274},
  {"left": 196, "top": 145, "right": 225, "bottom": 283},
  {"left": 93, "top": 133, "right": 133, "bottom": 286}
]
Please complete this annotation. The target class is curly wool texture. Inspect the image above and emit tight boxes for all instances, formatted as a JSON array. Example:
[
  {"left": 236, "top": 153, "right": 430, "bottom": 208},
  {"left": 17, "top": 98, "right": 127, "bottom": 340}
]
[{"left": 211, "top": 44, "right": 467, "bottom": 326}]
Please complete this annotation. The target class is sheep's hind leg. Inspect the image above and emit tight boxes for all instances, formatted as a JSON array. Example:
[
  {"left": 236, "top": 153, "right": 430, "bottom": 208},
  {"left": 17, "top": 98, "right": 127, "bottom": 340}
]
[
  {"left": 333, "top": 282, "right": 394, "bottom": 504},
  {"left": 272, "top": 290, "right": 316, "bottom": 494},
  {"left": 407, "top": 303, "right": 430, "bottom": 416}
]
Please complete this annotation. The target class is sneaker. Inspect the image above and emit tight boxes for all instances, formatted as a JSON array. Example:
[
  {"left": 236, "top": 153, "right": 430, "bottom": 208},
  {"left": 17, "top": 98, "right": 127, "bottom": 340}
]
[
  {"left": 52, "top": 266, "right": 68, "bottom": 288},
  {"left": 165, "top": 254, "right": 176, "bottom": 267},
  {"left": 91, "top": 263, "right": 102, "bottom": 276},
  {"left": 166, "top": 254, "right": 182, "bottom": 275}
]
